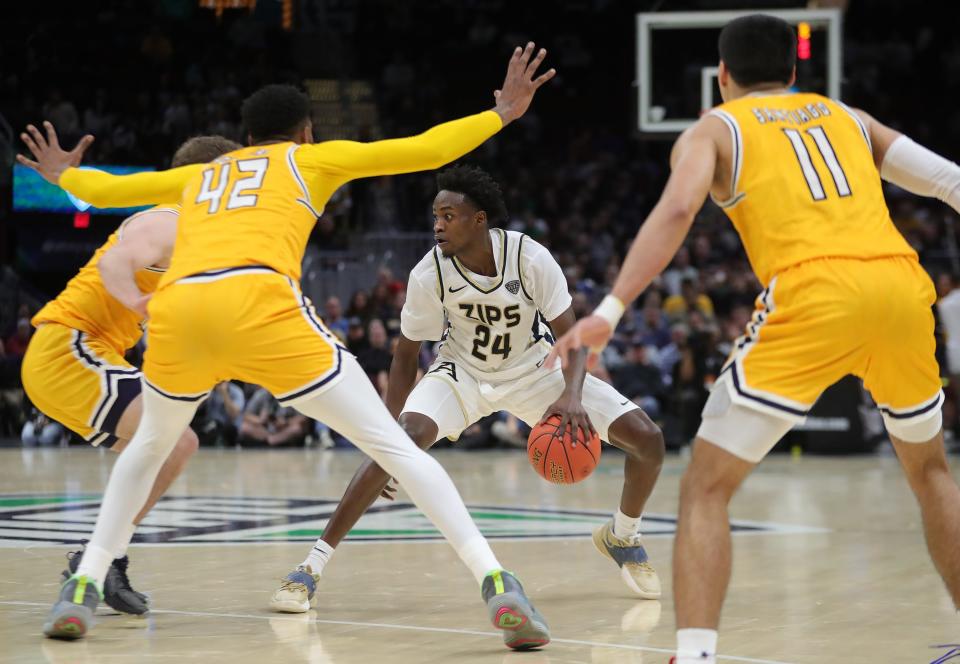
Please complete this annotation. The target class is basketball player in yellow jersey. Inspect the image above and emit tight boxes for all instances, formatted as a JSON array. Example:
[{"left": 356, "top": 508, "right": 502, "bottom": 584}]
[
  {"left": 24, "top": 44, "right": 557, "bottom": 645},
  {"left": 20, "top": 135, "right": 239, "bottom": 617},
  {"left": 549, "top": 15, "right": 960, "bottom": 663}
]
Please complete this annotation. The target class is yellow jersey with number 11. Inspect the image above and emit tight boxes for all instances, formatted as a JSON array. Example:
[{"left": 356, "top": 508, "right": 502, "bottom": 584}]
[{"left": 708, "top": 92, "right": 915, "bottom": 286}]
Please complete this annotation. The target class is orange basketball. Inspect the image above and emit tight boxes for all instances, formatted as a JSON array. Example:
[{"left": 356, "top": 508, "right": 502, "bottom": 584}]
[{"left": 527, "top": 414, "right": 601, "bottom": 484}]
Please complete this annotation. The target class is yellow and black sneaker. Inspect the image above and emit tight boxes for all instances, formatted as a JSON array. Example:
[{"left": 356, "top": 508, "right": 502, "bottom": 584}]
[
  {"left": 43, "top": 574, "right": 102, "bottom": 640},
  {"left": 481, "top": 570, "right": 550, "bottom": 650}
]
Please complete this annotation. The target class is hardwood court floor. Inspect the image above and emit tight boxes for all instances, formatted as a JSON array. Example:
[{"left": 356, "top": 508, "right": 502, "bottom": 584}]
[{"left": 0, "top": 446, "right": 957, "bottom": 664}]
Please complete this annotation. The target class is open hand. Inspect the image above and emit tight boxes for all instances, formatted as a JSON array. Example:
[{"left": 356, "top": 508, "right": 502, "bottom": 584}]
[
  {"left": 493, "top": 42, "right": 556, "bottom": 126},
  {"left": 540, "top": 393, "right": 596, "bottom": 448},
  {"left": 17, "top": 121, "right": 94, "bottom": 185}
]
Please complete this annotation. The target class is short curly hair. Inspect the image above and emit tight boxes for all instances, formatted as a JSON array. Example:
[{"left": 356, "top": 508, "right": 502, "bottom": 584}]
[
  {"left": 436, "top": 165, "right": 508, "bottom": 227},
  {"left": 240, "top": 84, "right": 311, "bottom": 143}
]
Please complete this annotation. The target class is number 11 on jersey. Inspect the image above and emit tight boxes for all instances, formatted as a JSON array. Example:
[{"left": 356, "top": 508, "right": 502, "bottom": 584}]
[{"left": 783, "top": 126, "right": 851, "bottom": 201}]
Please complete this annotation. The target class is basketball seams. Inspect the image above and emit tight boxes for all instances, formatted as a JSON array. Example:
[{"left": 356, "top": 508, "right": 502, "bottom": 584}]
[{"left": 528, "top": 415, "right": 600, "bottom": 484}]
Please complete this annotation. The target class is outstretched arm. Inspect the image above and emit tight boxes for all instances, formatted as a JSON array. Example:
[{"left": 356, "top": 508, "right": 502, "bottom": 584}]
[
  {"left": 18, "top": 121, "right": 202, "bottom": 208},
  {"left": 98, "top": 210, "right": 178, "bottom": 316},
  {"left": 855, "top": 108, "right": 960, "bottom": 214},
  {"left": 547, "top": 120, "right": 719, "bottom": 367},
  {"left": 301, "top": 42, "right": 555, "bottom": 181}
]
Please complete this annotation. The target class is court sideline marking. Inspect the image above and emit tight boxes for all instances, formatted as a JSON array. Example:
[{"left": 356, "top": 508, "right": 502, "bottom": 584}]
[{"left": 0, "top": 600, "right": 794, "bottom": 664}]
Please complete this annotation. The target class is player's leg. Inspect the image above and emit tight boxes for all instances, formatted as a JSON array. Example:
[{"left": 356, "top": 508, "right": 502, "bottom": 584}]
[
  {"left": 607, "top": 408, "right": 664, "bottom": 524},
  {"left": 886, "top": 417, "right": 960, "bottom": 607},
  {"left": 289, "top": 355, "right": 549, "bottom": 648},
  {"left": 270, "top": 411, "right": 439, "bottom": 613},
  {"left": 113, "top": 395, "right": 199, "bottom": 524},
  {"left": 595, "top": 407, "right": 665, "bottom": 598},
  {"left": 320, "top": 413, "right": 440, "bottom": 546},
  {"left": 272, "top": 362, "right": 478, "bottom": 612},
  {"left": 864, "top": 258, "right": 960, "bottom": 605},
  {"left": 43, "top": 385, "right": 205, "bottom": 639},
  {"left": 672, "top": 379, "right": 794, "bottom": 664},
  {"left": 574, "top": 374, "right": 665, "bottom": 597}
]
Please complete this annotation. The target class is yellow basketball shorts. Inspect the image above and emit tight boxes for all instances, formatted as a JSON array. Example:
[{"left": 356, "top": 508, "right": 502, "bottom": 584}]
[
  {"left": 21, "top": 323, "right": 141, "bottom": 447},
  {"left": 722, "top": 256, "right": 943, "bottom": 424},
  {"left": 143, "top": 266, "right": 344, "bottom": 404}
]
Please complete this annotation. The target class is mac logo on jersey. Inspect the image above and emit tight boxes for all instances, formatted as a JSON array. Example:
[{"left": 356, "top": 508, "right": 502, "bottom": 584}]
[
  {"left": 506, "top": 280, "right": 521, "bottom": 295},
  {"left": 0, "top": 494, "right": 824, "bottom": 546}
]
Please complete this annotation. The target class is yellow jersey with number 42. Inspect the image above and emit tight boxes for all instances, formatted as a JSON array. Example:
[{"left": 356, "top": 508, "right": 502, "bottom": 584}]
[
  {"left": 164, "top": 142, "right": 316, "bottom": 285},
  {"left": 708, "top": 92, "right": 915, "bottom": 285}
]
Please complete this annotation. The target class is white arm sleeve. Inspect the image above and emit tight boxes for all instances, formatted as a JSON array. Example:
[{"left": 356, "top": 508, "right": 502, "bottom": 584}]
[
  {"left": 400, "top": 256, "right": 446, "bottom": 341},
  {"left": 881, "top": 135, "right": 960, "bottom": 214},
  {"left": 523, "top": 238, "right": 572, "bottom": 321}
]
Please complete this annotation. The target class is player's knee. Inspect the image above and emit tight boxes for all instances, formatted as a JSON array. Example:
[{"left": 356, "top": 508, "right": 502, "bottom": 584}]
[
  {"left": 613, "top": 411, "right": 665, "bottom": 465},
  {"left": 679, "top": 460, "right": 736, "bottom": 505},
  {"left": 175, "top": 428, "right": 200, "bottom": 460},
  {"left": 398, "top": 414, "right": 436, "bottom": 449}
]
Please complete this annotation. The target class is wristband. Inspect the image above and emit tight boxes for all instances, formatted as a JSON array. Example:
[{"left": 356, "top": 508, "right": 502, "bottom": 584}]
[{"left": 593, "top": 294, "right": 625, "bottom": 330}]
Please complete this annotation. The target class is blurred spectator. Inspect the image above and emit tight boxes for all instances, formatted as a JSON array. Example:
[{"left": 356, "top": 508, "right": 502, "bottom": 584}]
[
  {"left": 611, "top": 344, "right": 666, "bottom": 421},
  {"left": 358, "top": 319, "right": 392, "bottom": 397},
  {"left": 42, "top": 88, "right": 79, "bottom": 136},
  {"left": 664, "top": 278, "right": 715, "bottom": 322},
  {"left": 4, "top": 317, "right": 32, "bottom": 357},
  {"left": 324, "top": 296, "right": 349, "bottom": 341},
  {"left": 238, "top": 387, "right": 310, "bottom": 447},
  {"left": 22, "top": 408, "right": 67, "bottom": 446},
  {"left": 347, "top": 290, "right": 371, "bottom": 322},
  {"left": 197, "top": 381, "right": 246, "bottom": 446},
  {"left": 346, "top": 317, "right": 368, "bottom": 355},
  {"left": 662, "top": 247, "right": 699, "bottom": 297}
]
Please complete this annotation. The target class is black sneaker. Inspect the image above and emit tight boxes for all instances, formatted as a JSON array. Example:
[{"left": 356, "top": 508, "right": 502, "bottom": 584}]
[
  {"left": 481, "top": 570, "right": 550, "bottom": 650},
  {"left": 63, "top": 544, "right": 149, "bottom": 615},
  {"left": 43, "top": 574, "right": 101, "bottom": 639}
]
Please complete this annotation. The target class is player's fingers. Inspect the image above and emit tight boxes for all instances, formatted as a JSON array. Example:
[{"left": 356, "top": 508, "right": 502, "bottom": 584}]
[
  {"left": 533, "top": 68, "right": 557, "bottom": 88},
  {"left": 21, "top": 131, "right": 41, "bottom": 157},
  {"left": 518, "top": 41, "right": 535, "bottom": 68},
  {"left": 508, "top": 45, "right": 522, "bottom": 71},
  {"left": 580, "top": 412, "right": 596, "bottom": 438},
  {"left": 15, "top": 154, "right": 40, "bottom": 170},
  {"left": 26, "top": 124, "right": 47, "bottom": 150},
  {"left": 43, "top": 121, "right": 60, "bottom": 149},
  {"left": 71, "top": 134, "right": 95, "bottom": 158},
  {"left": 525, "top": 48, "right": 547, "bottom": 77},
  {"left": 493, "top": 89, "right": 501, "bottom": 100},
  {"left": 559, "top": 413, "right": 574, "bottom": 446}
]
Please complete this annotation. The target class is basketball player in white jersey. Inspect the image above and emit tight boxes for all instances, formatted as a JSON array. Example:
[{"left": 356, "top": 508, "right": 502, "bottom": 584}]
[{"left": 270, "top": 165, "right": 666, "bottom": 613}]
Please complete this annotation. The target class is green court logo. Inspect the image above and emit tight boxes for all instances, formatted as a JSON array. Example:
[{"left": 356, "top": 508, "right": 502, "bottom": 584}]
[{"left": 0, "top": 494, "right": 823, "bottom": 546}]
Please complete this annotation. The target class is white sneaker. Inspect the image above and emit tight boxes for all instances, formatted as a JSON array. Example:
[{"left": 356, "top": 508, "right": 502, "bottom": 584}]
[
  {"left": 592, "top": 520, "right": 661, "bottom": 599},
  {"left": 269, "top": 565, "right": 320, "bottom": 613}
]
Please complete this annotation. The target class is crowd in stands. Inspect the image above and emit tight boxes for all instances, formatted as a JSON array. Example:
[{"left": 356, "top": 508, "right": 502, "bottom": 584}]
[{"left": 3, "top": 1, "right": 960, "bottom": 449}]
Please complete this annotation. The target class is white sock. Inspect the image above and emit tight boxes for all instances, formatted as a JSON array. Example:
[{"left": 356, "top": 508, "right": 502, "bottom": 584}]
[
  {"left": 114, "top": 521, "right": 138, "bottom": 558},
  {"left": 293, "top": 355, "right": 502, "bottom": 586},
  {"left": 676, "top": 628, "right": 718, "bottom": 663},
  {"left": 614, "top": 509, "right": 642, "bottom": 538},
  {"left": 302, "top": 539, "right": 334, "bottom": 575},
  {"left": 75, "top": 543, "right": 115, "bottom": 588},
  {"left": 456, "top": 535, "right": 502, "bottom": 585}
]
